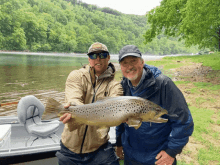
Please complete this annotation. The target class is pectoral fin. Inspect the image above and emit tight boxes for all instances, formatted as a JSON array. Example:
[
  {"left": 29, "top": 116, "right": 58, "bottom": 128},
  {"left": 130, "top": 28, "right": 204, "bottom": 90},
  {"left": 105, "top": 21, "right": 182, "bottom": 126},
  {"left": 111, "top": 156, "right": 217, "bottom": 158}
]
[{"left": 127, "top": 118, "right": 142, "bottom": 129}]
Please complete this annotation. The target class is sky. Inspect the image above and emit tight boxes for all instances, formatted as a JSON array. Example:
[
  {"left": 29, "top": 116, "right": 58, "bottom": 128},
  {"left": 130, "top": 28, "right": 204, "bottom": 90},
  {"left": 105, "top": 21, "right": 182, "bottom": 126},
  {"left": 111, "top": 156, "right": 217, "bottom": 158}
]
[{"left": 81, "top": 0, "right": 162, "bottom": 15}]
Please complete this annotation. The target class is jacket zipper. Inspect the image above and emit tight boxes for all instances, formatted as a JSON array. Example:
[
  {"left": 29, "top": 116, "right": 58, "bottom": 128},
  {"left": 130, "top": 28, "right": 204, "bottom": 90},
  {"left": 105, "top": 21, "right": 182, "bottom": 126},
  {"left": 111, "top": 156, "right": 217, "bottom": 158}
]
[
  {"left": 79, "top": 78, "right": 104, "bottom": 153},
  {"left": 80, "top": 125, "right": 88, "bottom": 153}
]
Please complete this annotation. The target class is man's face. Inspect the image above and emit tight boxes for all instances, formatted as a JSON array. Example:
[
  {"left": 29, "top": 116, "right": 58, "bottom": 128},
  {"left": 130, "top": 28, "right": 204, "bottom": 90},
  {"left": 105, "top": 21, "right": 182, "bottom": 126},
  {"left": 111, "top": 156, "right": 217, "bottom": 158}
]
[
  {"left": 120, "top": 56, "right": 144, "bottom": 82},
  {"left": 88, "top": 52, "right": 110, "bottom": 76}
]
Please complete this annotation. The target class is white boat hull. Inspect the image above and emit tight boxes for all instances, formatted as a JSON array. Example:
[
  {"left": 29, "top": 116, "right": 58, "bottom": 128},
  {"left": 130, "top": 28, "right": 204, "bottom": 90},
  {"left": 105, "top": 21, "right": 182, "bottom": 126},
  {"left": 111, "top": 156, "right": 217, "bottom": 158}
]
[{"left": 0, "top": 116, "right": 117, "bottom": 164}]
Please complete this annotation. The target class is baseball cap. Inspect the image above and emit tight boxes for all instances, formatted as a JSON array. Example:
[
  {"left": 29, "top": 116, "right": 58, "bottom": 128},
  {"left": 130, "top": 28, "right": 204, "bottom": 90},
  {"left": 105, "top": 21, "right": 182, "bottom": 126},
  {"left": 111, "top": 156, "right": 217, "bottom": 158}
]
[
  {"left": 118, "top": 45, "right": 142, "bottom": 62},
  {"left": 87, "top": 42, "right": 109, "bottom": 55}
]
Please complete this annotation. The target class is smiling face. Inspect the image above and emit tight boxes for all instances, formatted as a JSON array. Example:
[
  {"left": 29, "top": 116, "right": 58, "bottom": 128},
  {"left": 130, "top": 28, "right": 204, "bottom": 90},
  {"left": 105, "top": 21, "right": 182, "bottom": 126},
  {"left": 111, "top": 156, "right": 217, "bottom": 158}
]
[
  {"left": 88, "top": 52, "right": 110, "bottom": 77},
  {"left": 120, "top": 56, "right": 144, "bottom": 86}
]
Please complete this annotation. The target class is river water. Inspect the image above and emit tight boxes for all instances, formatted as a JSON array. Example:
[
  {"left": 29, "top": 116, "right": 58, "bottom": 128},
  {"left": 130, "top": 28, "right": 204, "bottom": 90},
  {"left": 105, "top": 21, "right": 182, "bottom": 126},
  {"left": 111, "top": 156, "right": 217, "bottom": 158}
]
[{"left": 0, "top": 52, "right": 192, "bottom": 95}]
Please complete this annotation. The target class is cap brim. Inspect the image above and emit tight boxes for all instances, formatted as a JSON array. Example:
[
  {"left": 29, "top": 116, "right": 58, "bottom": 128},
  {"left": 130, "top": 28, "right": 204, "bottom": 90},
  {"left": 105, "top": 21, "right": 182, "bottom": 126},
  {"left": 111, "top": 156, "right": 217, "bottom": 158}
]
[
  {"left": 87, "top": 50, "right": 109, "bottom": 55},
  {"left": 119, "top": 53, "right": 141, "bottom": 62}
]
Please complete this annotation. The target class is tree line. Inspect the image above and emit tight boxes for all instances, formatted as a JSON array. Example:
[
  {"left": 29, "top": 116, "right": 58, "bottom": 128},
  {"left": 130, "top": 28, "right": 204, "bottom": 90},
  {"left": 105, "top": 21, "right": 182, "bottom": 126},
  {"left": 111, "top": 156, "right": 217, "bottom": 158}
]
[{"left": 0, "top": 0, "right": 199, "bottom": 55}]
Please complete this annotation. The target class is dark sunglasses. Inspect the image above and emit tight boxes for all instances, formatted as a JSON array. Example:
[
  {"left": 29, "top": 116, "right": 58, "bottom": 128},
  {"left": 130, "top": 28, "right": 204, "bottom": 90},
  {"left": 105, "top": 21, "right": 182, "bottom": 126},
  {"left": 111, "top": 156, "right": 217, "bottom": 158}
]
[{"left": 88, "top": 52, "right": 109, "bottom": 59}]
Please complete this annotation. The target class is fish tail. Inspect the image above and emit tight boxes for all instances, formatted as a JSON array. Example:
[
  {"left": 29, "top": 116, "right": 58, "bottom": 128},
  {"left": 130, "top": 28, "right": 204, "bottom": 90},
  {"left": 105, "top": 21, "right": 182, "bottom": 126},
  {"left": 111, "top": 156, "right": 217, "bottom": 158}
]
[{"left": 42, "top": 98, "right": 64, "bottom": 120}]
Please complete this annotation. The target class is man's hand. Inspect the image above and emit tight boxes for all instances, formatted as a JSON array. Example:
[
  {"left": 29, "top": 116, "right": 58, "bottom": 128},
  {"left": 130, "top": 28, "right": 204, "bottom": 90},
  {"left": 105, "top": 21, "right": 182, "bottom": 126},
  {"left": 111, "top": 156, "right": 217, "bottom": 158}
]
[
  {"left": 60, "top": 113, "right": 72, "bottom": 124},
  {"left": 116, "top": 146, "right": 124, "bottom": 160},
  {"left": 155, "top": 150, "right": 174, "bottom": 165},
  {"left": 59, "top": 103, "right": 72, "bottom": 124}
]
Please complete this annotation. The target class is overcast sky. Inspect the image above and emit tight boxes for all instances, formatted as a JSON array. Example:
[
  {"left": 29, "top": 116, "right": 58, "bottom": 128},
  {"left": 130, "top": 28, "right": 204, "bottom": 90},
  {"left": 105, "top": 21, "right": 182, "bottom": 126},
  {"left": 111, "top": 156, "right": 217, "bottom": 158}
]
[{"left": 81, "top": 0, "right": 162, "bottom": 15}]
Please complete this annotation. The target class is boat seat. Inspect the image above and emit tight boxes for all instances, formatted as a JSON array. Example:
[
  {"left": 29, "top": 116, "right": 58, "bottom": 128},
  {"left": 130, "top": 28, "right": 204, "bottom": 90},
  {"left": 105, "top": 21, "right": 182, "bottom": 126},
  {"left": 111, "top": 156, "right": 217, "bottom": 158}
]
[
  {"left": 17, "top": 95, "right": 59, "bottom": 145},
  {"left": 26, "top": 111, "right": 59, "bottom": 137}
]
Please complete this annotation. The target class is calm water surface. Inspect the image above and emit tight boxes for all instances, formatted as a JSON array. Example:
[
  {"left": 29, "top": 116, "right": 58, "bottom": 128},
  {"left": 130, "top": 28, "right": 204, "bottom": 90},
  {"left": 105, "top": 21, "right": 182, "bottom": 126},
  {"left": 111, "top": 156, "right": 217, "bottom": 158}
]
[{"left": 0, "top": 54, "right": 89, "bottom": 98}]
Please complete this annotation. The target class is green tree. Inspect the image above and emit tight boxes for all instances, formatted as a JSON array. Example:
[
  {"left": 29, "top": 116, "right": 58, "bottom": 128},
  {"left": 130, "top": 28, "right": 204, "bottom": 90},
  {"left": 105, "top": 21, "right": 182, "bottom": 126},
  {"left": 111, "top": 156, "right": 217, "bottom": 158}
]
[
  {"left": 145, "top": 0, "right": 220, "bottom": 51},
  {"left": 72, "top": 24, "right": 92, "bottom": 53},
  {"left": 47, "top": 22, "right": 65, "bottom": 51},
  {"left": 181, "top": 0, "right": 220, "bottom": 50},
  {"left": 0, "top": 0, "right": 28, "bottom": 50},
  {"left": 8, "top": 28, "right": 26, "bottom": 50},
  {"left": 21, "top": 12, "right": 47, "bottom": 50}
]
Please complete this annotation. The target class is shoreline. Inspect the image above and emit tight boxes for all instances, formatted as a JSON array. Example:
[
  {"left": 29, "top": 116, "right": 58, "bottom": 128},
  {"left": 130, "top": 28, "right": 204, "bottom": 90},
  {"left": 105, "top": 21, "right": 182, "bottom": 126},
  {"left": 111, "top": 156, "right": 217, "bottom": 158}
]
[
  {"left": 0, "top": 50, "right": 88, "bottom": 57},
  {"left": 0, "top": 50, "right": 195, "bottom": 57},
  {"left": 0, "top": 51, "right": 165, "bottom": 61}
]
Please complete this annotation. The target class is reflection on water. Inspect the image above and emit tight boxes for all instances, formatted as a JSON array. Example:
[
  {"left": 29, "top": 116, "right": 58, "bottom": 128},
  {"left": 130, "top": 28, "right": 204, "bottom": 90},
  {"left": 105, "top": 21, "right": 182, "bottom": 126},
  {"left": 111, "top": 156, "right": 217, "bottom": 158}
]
[{"left": 0, "top": 54, "right": 89, "bottom": 99}]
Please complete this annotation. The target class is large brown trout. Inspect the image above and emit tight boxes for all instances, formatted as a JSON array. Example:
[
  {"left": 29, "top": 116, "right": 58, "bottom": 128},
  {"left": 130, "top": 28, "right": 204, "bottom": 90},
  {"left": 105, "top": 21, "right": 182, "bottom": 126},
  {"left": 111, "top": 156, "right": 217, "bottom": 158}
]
[{"left": 42, "top": 96, "right": 168, "bottom": 129}]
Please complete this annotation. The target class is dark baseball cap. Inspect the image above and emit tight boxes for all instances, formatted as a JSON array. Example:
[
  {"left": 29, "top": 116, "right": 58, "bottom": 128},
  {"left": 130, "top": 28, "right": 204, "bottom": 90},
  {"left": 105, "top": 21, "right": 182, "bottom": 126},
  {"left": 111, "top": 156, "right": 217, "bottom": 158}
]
[{"left": 118, "top": 45, "right": 142, "bottom": 62}]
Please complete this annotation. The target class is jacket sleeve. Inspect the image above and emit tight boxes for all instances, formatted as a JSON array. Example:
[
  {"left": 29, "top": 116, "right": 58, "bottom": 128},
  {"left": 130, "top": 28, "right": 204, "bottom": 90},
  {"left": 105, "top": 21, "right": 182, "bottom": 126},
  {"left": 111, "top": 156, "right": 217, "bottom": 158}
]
[
  {"left": 64, "top": 70, "right": 85, "bottom": 131},
  {"left": 161, "top": 76, "right": 194, "bottom": 158},
  {"left": 65, "top": 70, "right": 85, "bottom": 106},
  {"left": 166, "top": 110, "right": 194, "bottom": 157}
]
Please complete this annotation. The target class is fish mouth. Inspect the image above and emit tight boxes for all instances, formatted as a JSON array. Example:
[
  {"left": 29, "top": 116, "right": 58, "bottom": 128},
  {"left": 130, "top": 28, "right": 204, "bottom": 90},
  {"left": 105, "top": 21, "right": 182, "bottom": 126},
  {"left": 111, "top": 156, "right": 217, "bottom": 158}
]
[
  {"left": 148, "top": 118, "right": 168, "bottom": 123},
  {"left": 152, "top": 109, "right": 168, "bottom": 123}
]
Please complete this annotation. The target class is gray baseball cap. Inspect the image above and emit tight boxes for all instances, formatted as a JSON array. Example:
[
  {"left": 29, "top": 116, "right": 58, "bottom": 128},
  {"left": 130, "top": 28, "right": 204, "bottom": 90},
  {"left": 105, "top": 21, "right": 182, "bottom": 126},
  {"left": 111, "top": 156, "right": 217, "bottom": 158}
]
[{"left": 118, "top": 45, "right": 142, "bottom": 62}]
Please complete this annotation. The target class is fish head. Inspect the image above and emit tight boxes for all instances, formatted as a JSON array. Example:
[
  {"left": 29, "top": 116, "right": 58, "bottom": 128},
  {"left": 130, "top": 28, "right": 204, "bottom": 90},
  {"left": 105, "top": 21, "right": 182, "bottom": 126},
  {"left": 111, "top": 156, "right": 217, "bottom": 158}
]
[
  {"left": 141, "top": 107, "right": 168, "bottom": 123},
  {"left": 152, "top": 108, "right": 168, "bottom": 123}
]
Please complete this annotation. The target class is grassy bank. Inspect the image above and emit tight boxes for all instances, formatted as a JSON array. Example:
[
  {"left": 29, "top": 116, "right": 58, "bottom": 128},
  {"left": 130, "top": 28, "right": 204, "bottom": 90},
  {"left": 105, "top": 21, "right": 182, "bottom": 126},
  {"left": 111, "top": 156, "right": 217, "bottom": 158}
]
[
  {"left": 116, "top": 53, "right": 220, "bottom": 165},
  {"left": 147, "top": 53, "right": 220, "bottom": 165}
]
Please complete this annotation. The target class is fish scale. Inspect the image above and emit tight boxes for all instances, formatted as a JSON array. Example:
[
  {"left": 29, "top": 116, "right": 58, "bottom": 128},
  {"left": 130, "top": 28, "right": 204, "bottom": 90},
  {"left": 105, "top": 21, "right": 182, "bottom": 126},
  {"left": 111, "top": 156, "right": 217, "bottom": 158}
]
[{"left": 42, "top": 96, "right": 168, "bottom": 129}]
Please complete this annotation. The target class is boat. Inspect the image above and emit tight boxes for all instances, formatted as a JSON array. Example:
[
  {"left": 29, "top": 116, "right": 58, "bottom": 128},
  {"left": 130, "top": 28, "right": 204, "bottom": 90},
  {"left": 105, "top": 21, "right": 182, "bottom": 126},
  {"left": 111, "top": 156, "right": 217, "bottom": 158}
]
[{"left": 0, "top": 96, "right": 117, "bottom": 165}]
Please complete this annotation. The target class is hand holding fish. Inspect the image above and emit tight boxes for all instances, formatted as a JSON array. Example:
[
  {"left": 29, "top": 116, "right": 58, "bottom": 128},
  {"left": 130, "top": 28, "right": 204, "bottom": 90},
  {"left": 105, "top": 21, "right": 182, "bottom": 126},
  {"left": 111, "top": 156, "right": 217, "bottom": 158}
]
[
  {"left": 60, "top": 113, "right": 72, "bottom": 124},
  {"left": 116, "top": 146, "right": 124, "bottom": 160},
  {"left": 60, "top": 103, "right": 74, "bottom": 124}
]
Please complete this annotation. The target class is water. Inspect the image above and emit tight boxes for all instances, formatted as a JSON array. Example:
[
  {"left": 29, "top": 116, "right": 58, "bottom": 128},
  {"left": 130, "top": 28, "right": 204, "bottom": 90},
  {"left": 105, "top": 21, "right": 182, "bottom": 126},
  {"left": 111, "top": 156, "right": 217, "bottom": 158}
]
[
  {"left": 0, "top": 54, "right": 90, "bottom": 99},
  {"left": 0, "top": 53, "right": 167, "bottom": 95}
]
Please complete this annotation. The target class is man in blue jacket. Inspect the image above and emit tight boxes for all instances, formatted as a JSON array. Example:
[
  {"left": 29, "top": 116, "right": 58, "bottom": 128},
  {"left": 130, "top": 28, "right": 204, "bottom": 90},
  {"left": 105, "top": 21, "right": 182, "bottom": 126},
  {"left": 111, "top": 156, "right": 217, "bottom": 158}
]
[{"left": 116, "top": 45, "right": 194, "bottom": 165}]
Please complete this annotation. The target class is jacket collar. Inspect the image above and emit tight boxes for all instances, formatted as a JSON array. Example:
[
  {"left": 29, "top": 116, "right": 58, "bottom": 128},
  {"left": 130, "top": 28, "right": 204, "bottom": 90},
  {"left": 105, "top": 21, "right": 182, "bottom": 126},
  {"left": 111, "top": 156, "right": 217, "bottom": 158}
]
[
  {"left": 83, "top": 63, "right": 115, "bottom": 85},
  {"left": 121, "top": 65, "right": 159, "bottom": 99}
]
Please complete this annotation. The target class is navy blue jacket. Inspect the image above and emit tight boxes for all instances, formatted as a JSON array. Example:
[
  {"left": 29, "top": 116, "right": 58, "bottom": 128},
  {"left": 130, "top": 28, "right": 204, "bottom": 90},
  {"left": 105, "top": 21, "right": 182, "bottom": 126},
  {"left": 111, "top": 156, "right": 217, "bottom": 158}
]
[{"left": 116, "top": 64, "right": 194, "bottom": 164}]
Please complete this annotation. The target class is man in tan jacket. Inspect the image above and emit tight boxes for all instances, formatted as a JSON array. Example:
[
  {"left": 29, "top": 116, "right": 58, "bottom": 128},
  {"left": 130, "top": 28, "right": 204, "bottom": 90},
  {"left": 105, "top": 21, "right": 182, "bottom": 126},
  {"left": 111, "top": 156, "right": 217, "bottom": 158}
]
[{"left": 56, "top": 42, "right": 123, "bottom": 165}]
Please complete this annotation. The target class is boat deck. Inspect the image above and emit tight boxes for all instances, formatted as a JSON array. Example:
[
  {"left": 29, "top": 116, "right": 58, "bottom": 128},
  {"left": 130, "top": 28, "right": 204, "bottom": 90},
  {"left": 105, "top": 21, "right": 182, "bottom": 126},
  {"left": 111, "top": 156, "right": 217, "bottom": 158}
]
[{"left": 0, "top": 117, "right": 64, "bottom": 157}]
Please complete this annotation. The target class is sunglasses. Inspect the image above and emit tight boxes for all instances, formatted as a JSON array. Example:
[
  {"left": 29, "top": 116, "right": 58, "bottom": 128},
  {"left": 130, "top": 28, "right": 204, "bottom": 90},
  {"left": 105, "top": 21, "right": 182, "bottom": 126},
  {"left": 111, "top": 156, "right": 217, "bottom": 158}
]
[{"left": 88, "top": 52, "right": 109, "bottom": 59}]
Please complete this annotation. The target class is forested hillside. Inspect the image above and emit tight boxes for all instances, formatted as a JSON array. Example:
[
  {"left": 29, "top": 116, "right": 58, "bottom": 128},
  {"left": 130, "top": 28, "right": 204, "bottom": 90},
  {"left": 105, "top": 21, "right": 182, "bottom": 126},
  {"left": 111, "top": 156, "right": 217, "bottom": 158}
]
[{"left": 0, "top": 0, "right": 199, "bottom": 54}]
